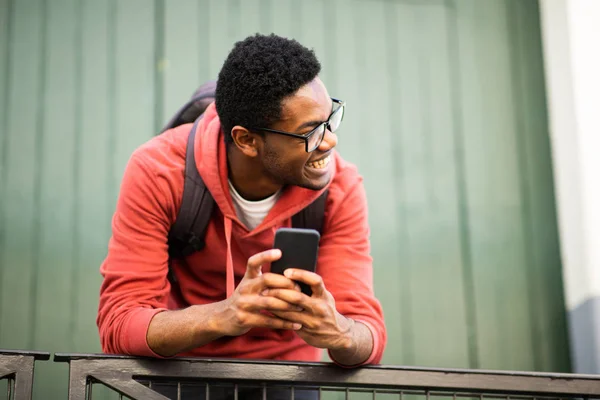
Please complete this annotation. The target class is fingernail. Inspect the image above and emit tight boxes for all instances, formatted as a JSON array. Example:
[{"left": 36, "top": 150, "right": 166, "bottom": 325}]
[
  {"left": 284, "top": 269, "right": 293, "bottom": 278},
  {"left": 261, "top": 289, "right": 269, "bottom": 296},
  {"left": 272, "top": 249, "right": 282, "bottom": 257},
  {"left": 293, "top": 323, "right": 302, "bottom": 330}
]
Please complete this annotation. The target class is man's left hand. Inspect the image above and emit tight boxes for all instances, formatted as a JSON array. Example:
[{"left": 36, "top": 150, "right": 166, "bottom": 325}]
[{"left": 262, "top": 269, "right": 354, "bottom": 351}]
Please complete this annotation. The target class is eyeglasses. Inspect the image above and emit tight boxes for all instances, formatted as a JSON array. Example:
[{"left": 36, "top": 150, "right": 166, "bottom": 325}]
[{"left": 249, "top": 98, "right": 345, "bottom": 153}]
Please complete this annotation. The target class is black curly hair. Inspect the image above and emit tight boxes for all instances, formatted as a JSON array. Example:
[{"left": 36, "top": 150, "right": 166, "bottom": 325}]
[{"left": 215, "top": 33, "right": 322, "bottom": 144}]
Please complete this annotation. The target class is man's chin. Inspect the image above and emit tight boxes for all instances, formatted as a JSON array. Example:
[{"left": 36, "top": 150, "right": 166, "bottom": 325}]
[{"left": 296, "top": 175, "right": 331, "bottom": 191}]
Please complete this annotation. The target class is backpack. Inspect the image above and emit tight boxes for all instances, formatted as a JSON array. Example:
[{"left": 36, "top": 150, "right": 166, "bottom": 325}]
[{"left": 161, "top": 81, "right": 328, "bottom": 262}]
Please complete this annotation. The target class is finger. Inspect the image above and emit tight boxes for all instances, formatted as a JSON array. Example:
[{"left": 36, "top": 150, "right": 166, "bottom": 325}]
[
  {"left": 261, "top": 273, "right": 300, "bottom": 290},
  {"left": 238, "top": 294, "right": 303, "bottom": 313},
  {"left": 270, "top": 310, "right": 310, "bottom": 326},
  {"left": 261, "top": 288, "right": 311, "bottom": 308},
  {"left": 245, "top": 249, "right": 282, "bottom": 279},
  {"left": 283, "top": 269, "right": 325, "bottom": 297},
  {"left": 246, "top": 314, "right": 302, "bottom": 331}
]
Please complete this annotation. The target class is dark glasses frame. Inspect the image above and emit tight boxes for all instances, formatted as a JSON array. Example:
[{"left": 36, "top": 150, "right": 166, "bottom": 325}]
[{"left": 248, "top": 97, "right": 345, "bottom": 152}]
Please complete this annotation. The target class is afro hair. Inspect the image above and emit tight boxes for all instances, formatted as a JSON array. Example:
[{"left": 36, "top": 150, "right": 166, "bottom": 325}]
[{"left": 215, "top": 33, "right": 322, "bottom": 144}]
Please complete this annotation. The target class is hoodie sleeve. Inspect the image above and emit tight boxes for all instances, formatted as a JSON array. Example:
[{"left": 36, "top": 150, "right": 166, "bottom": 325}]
[
  {"left": 317, "top": 171, "right": 387, "bottom": 366},
  {"left": 96, "top": 148, "right": 175, "bottom": 357}
]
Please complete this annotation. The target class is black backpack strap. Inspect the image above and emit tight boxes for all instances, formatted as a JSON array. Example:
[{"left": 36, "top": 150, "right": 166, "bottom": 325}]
[
  {"left": 167, "top": 118, "right": 215, "bottom": 260},
  {"left": 292, "top": 189, "right": 329, "bottom": 235}
]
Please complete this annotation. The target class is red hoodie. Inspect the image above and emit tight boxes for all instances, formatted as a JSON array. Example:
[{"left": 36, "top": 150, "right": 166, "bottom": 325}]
[{"left": 97, "top": 103, "right": 386, "bottom": 365}]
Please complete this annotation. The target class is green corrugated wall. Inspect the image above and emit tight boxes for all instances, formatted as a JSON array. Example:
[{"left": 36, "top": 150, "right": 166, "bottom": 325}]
[{"left": 0, "top": 0, "right": 570, "bottom": 398}]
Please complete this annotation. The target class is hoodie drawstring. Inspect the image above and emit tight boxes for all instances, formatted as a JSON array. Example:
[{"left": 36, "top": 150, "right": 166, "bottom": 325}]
[{"left": 224, "top": 217, "right": 235, "bottom": 298}]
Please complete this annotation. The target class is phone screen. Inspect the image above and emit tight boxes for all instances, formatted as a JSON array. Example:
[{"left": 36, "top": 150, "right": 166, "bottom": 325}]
[{"left": 270, "top": 228, "right": 320, "bottom": 296}]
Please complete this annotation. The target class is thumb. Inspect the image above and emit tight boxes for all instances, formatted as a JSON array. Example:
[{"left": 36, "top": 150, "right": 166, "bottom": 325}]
[{"left": 244, "top": 249, "right": 281, "bottom": 279}]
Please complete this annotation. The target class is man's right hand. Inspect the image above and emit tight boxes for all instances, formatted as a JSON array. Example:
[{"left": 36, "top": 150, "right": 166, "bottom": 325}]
[
  {"left": 216, "top": 249, "right": 303, "bottom": 337},
  {"left": 147, "top": 249, "right": 301, "bottom": 357}
]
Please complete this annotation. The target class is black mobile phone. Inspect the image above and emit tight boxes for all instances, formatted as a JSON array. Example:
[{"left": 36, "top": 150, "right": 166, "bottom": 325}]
[{"left": 270, "top": 227, "right": 320, "bottom": 296}]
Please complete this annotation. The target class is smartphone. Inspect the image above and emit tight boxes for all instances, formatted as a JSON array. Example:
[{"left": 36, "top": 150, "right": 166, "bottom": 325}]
[{"left": 270, "top": 227, "right": 320, "bottom": 296}]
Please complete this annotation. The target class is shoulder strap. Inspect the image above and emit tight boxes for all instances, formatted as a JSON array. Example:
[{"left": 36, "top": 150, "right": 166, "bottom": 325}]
[
  {"left": 292, "top": 189, "right": 329, "bottom": 235},
  {"left": 167, "top": 118, "right": 215, "bottom": 259}
]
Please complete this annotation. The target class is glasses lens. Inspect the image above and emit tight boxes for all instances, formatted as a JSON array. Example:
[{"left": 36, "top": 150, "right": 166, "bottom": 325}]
[
  {"left": 307, "top": 124, "right": 326, "bottom": 152},
  {"left": 328, "top": 105, "right": 344, "bottom": 132}
]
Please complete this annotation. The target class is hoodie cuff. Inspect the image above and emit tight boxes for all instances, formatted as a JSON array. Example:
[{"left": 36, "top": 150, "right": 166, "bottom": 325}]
[
  {"left": 328, "top": 319, "right": 379, "bottom": 368},
  {"left": 123, "top": 307, "right": 170, "bottom": 358}
]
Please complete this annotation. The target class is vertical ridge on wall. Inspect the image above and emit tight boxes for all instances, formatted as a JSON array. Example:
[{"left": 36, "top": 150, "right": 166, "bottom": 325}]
[
  {"left": 446, "top": 0, "right": 480, "bottom": 370},
  {"left": 0, "top": 2, "right": 43, "bottom": 348},
  {"left": 513, "top": 0, "right": 570, "bottom": 372},
  {"left": 0, "top": 0, "right": 13, "bottom": 341},
  {"left": 112, "top": 0, "right": 156, "bottom": 190},
  {"left": 72, "top": 0, "right": 112, "bottom": 354},
  {"left": 411, "top": 1, "right": 470, "bottom": 368},
  {"left": 69, "top": 0, "right": 83, "bottom": 352},
  {"left": 383, "top": 0, "right": 414, "bottom": 366},
  {"left": 31, "top": 0, "right": 78, "bottom": 396},
  {"left": 0, "top": 0, "right": 46, "bottom": 350},
  {"left": 507, "top": 0, "right": 542, "bottom": 372},
  {"left": 106, "top": 0, "right": 117, "bottom": 233},
  {"left": 455, "top": 0, "right": 538, "bottom": 371},
  {"left": 29, "top": 0, "right": 48, "bottom": 350},
  {"left": 198, "top": 0, "right": 211, "bottom": 83},
  {"left": 163, "top": 0, "right": 200, "bottom": 126},
  {"left": 154, "top": 0, "right": 165, "bottom": 133}
]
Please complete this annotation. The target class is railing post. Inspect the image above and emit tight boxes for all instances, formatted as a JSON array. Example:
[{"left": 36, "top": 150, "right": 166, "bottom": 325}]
[
  {"left": 11, "top": 357, "right": 35, "bottom": 400},
  {"left": 0, "top": 350, "right": 50, "bottom": 400},
  {"left": 67, "top": 360, "right": 90, "bottom": 400}
]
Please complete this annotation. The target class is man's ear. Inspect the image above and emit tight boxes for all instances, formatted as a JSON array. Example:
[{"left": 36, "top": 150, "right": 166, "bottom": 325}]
[{"left": 231, "top": 126, "right": 260, "bottom": 157}]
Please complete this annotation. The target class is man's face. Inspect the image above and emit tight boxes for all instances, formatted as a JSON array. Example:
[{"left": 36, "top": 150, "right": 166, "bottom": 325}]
[{"left": 258, "top": 77, "right": 339, "bottom": 191}]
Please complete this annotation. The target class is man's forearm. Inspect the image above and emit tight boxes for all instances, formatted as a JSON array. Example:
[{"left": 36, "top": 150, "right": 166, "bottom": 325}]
[
  {"left": 329, "top": 319, "right": 374, "bottom": 366},
  {"left": 146, "top": 302, "right": 225, "bottom": 357}
]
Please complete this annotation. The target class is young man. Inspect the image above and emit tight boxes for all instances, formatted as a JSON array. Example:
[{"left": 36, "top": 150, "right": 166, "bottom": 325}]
[{"left": 97, "top": 34, "right": 386, "bottom": 374}]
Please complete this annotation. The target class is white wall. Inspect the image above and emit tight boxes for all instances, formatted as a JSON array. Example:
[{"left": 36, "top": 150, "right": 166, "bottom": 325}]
[{"left": 539, "top": 0, "right": 600, "bottom": 373}]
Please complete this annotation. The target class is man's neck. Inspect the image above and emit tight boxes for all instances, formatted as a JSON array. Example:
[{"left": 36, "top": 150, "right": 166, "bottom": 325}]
[{"left": 226, "top": 146, "right": 283, "bottom": 201}]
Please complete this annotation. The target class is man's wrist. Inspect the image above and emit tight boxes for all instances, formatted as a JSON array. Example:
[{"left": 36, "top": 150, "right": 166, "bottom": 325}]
[
  {"left": 199, "top": 301, "right": 229, "bottom": 338},
  {"left": 332, "top": 314, "right": 356, "bottom": 351}
]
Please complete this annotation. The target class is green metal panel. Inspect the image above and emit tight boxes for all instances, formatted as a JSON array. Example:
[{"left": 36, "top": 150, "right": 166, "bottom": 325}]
[{"left": 0, "top": 0, "right": 570, "bottom": 398}]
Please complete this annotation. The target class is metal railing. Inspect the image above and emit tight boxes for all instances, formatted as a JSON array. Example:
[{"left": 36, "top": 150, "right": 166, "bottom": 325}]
[
  {"left": 54, "top": 353, "right": 600, "bottom": 400},
  {"left": 0, "top": 350, "right": 50, "bottom": 400}
]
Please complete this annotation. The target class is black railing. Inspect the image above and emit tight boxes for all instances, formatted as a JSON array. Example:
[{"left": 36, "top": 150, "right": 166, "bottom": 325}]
[
  {"left": 54, "top": 353, "right": 600, "bottom": 400},
  {"left": 0, "top": 350, "right": 50, "bottom": 400}
]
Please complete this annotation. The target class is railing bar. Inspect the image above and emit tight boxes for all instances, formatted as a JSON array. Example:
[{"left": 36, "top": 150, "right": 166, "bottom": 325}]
[
  {"left": 87, "top": 380, "right": 93, "bottom": 400},
  {"left": 206, "top": 382, "right": 210, "bottom": 400},
  {"left": 234, "top": 383, "right": 238, "bottom": 400},
  {"left": 345, "top": 387, "right": 350, "bottom": 400},
  {"left": 261, "top": 383, "right": 266, "bottom": 400},
  {"left": 373, "top": 388, "right": 377, "bottom": 400},
  {"left": 148, "top": 381, "right": 152, "bottom": 389},
  {"left": 7, "top": 377, "right": 13, "bottom": 400},
  {"left": 401, "top": 390, "right": 404, "bottom": 400},
  {"left": 291, "top": 385, "right": 295, "bottom": 400},
  {"left": 177, "top": 381, "right": 181, "bottom": 400}
]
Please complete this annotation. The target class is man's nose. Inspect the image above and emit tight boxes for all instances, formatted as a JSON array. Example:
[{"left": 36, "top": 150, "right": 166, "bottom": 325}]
[{"left": 318, "top": 129, "right": 338, "bottom": 151}]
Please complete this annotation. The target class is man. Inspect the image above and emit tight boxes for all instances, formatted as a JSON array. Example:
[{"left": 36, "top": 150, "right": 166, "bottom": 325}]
[{"left": 97, "top": 33, "right": 386, "bottom": 397}]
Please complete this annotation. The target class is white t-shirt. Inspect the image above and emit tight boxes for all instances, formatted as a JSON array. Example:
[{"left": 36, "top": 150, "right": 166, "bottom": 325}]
[{"left": 228, "top": 180, "right": 281, "bottom": 231}]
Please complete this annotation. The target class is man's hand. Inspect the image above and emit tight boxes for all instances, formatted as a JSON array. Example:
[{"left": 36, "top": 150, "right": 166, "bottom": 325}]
[
  {"left": 263, "top": 268, "right": 374, "bottom": 366},
  {"left": 147, "top": 249, "right": 302, "bottom": 357},
  {"left": 215, "top": 249, "right": 304, "bottom": 337},
  {"left": 263, "top": 269, "right": 352, "bottom": 349}
]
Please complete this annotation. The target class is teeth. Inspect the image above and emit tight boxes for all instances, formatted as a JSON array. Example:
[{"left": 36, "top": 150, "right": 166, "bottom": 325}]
[{"left": 308, "top": 155, "right": 330, "bottom": 169}]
